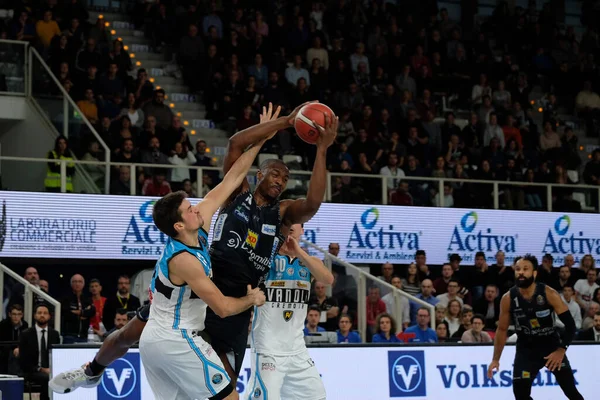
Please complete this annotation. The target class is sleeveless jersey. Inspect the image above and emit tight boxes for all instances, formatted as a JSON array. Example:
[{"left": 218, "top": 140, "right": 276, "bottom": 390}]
[
  {"left": 210, "top": 191, "right": 284, "bottom": 298},
  {"left": 251, "top": 254, "right": 312, "bottom": 356},
  {"left": 147, "top": 229, "right": 212, "bottom": 331},
  {"left": 509, "top": 282, "right": 560, "bottom": 349}
]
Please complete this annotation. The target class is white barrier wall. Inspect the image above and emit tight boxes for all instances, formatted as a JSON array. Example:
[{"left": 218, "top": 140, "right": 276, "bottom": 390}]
[
  {"left": 51, "top": 344, "right": 600, "bottom": 400},
  {"left": 1, "top": 191, "right": 600, "bottom": 265}
]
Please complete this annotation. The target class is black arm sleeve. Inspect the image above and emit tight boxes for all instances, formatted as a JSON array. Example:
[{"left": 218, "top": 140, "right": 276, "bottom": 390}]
[{"left": 557, "top": 310, "right": 576, "bottom": 348}]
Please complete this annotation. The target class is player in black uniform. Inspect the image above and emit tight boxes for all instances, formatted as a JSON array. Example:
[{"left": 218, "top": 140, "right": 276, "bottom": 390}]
[
  {"left": 488, "top": 254, "right": 584, "bottom": 400},
  {"left": 205, "top": 102, "right": 337, "bottom": 381}
]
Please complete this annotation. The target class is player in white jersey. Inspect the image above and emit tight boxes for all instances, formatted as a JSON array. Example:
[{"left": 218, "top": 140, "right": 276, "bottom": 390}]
[
  {"left": 139, "top": 133, "right": 270, "bottom": 400},
  {"left": 248, "top": 223, "right": 333, "bottom": 400}
]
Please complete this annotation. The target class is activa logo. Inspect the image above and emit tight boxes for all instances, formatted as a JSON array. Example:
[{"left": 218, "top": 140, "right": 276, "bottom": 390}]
[
  {"left": 98, "top": 354, "right": 141, "bottom": 400},
  {"left": 388, "top": 351, "right": 426, "bottom": 397},
  {"left": 436, "top": 363, "right": 578, "bottom": 389},
  {"left": 543, "top": 215, "right": 600, "bottom": 255},
  {"left": 448, "top": 212, "right": 517, "bottom": 253},
  {"left": 348, "top": 208, "right": 420, "bottom": 250},
  {"left": 122, "top": 201, "right": 167, "bottom": 244}
]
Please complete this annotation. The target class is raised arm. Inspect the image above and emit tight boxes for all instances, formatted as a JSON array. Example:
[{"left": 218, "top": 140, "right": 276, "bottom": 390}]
[
  {"left": 284, "top": 235, "right": 334, "bottom": 285},
  {"left": 170, "top": 252, "right": 265, "bottom": 318},
  {"left": 223, "top": 103, "right": 310, "bottom": 199},
  {"left": 281, "top": 114, "right": 338, "bottom": 226},
  {"left": 487, "top": 292, "right": 511, "bottom": 378}
]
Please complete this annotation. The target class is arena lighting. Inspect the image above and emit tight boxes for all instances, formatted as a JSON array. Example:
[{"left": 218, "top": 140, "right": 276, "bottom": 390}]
[
  {"left": 184, "top": 120, "right": 189, "bottom": 126},
  {"left": 206, "top": 148, "right": 211, "bottom": 153},
  {"left": 110, "top": 29, "right": 116, "bottom": 34},
  {"left": 165, "top": 95, "right": 168, "bottom": 99},
  {"left": 130, "top": 53, "right": 135, "bottom": 58},
  {"left": 149, "top": 78, "right": 155, "bottom": 83},
  {"left": 117, "top": 37, "right": 122, "bottom": 41},
  {"left": 176, "top": 112, "right": 182, "bottom": 117},
  {"left": 136, "top": 61, "right": 141, "bottom": 66},
  {"left": 155, "top": 85, "right": 161, "bottom": 90},
  {"left": 580, "top": 146, "right": 584, "bottom": 150},
  {"left": 105, "top": 22, "right": 110, "bottom": 27},
  {"left": 169, "top": 103, "right": 175, "bottom": 108},
  {"left": 530, "top": 100, "right": 535, "bottom": 105},
  {"left": 191, "top": 130, "right": 196, "bottom": 135},
  {"left": 538, "top": 107, "right": 543, "bottom": 112},
  {"left": 99, "top": 15, "right": 104, "bottom": 19},
  {"left": 123, "top": 45, "right": 129, "bottom": 50}
]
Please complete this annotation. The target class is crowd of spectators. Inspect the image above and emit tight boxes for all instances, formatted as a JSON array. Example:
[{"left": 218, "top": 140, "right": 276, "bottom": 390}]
[
  {"left": 2, "top": 0, "right": 599, "bottom": 211},
  {"left": 302, "top": 245, "right": 600, "bottom": 345}
]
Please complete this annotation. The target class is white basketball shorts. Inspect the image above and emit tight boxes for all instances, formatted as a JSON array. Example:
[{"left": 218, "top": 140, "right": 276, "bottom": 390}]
[
  {"left": 246, "top": 348, "right": 326, "bottom": 400},
  {"left": 139, "top": 325, "right": 233, "bottom": 400}
]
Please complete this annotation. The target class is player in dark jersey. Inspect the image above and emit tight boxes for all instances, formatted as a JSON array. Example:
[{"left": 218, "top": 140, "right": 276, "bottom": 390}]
[
  {"left": 488, "top": 254, "right": 583, "bottom": 400},
  {"left": 205, "top": 102, "right": 338, "bottom": 381}
]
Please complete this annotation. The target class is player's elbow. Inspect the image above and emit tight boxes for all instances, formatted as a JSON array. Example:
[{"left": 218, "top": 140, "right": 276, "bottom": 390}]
[{"left": 321, "top": 272, "right": 334, "bottom": 286}]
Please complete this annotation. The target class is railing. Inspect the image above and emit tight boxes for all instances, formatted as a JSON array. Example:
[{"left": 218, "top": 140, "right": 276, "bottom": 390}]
[
  {"left": 27, "top": 45, "right": 111, "bottom": 194},
  {"left": 0, "top": 263, "right": 61, "bottom": 333},
  {"left": 1, "top": 155, "right": 599, "bottom": 212},
  {"left": 301, "top": 240, "right": 435, "bottom": 342}
]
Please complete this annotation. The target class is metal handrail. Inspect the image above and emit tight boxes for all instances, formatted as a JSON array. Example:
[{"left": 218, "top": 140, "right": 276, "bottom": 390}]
[
  {"left": 301, "top": 240, "right": 435, "bottom": 342},
  {"left": 0, "top": 263, "right": 61, "bottom": 333},
  {"left": 0, "top": 154, "right": 598, "bottom": 212},
  {"left": 28, "top": 46, "right": 111, "bottom": 194}
]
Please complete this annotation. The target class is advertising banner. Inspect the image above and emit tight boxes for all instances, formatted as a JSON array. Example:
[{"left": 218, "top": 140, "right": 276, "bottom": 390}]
[
  {"left": 51, "top": 344, "right": 600, "bottom": 400},
  {"left": 1, "top": 191, "right": 599, "bottom": 265}
]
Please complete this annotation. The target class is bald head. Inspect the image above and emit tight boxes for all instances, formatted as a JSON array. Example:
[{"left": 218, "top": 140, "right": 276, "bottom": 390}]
[
  {"left": 421, "top": 279, "right": 434, "bottom": 297},
  {"left": 70, "top": 274, "right": 85, "bottom": 294}
]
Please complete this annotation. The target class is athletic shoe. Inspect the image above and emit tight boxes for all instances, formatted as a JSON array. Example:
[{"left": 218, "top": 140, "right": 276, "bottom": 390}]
[{"left": 49, "top": 363, "right": 102, "bottom": 393}]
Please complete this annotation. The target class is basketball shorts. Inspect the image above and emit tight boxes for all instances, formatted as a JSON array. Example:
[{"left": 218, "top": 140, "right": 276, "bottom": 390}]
[
  {"left": 512, "top": 345, "right": 573, "bottom": 381},
  {"left": 139, "top": 324, "right": 234, "bottom": 400},
  {"left": 204, "top": 308, "right": 252, "bottom": 375},
  {"left": 246, "top": 349, "right": 326, "bottom": 400}
]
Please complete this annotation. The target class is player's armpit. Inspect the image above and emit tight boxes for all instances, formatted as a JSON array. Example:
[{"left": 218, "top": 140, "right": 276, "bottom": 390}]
[
  {"left": 280, "top": 198, "right": 322, "bottom": 226},
  {"left": 169, "top": 252, "right": 260, "bottom": 318}
]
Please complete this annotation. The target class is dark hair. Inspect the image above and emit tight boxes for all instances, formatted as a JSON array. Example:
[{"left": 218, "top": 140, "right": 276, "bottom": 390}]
[
  {"left": 115, "top": 308, "right": 128, "bottom": 316},
  {"left": 543, "top": 253, "right": 553, "bottom": 262},
  {"left": 259, "top": 158, "right": 287, "bottom": 171},
  {"left": 308, "top": 305, "right": 321, "bottom": 314},
  {"left": 90, "top": 278, "right": 101, "bottom": 285},
  {"left": 9, "top": 304, "right": 23, "bottom": 313},
  {"left": 34, "top": 304, "right": 50, "bottom": 314},
  {"left": 475, "top": 251, "right": 486, "bottom": 259},
  {"left": 118, "top": 274, "right": 130, "bottom": 282},
  {"left": 417, "top": 307, "right": 430, "bottom": 316},
  {"left": 376, "top": 312, "right": 397, "bottom": 336},
  {"left": 563, "top": 284, "right": 574, "bottom": 291},
  {"left": 152, "top": 191, "right": 187, "bottom": 238},
  {"left": 448, "top": 278, "right": 460, "bottom": 286},
  {"left": 54, "top": 135, "right": 69, "bottom": 153},
  {"left": 471, "top": 314, "right": 485, "bottom": 324},
  {"left": 415, "top": 250, "right": 426, "bottom": 257},
  {"left": 155, "top": 88, "right": 166, "bottom": 96},
  {"left": 521, "top": 253, "right": 540, "bottom": 270}
]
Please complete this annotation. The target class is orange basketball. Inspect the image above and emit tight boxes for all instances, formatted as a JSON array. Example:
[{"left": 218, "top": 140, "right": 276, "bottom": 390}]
[{"left": 293, "top": 103, "right": 336, "bottom": 144}]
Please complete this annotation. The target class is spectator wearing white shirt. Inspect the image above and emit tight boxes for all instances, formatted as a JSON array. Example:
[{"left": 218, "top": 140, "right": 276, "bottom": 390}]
[
  {"left": 285, "top": 55, "right": 310, "bottom": 87},
  {"left": 380, "top": 153, "right": 405, "bottom": 190},
  {"left": 381, "top": 276, "right": 411, "bottom": 330},
  {"left": 443, "top": 299, "right": 462, "bottom": 336},
  {"left": 306, "top": 37, "right": 329, "bottom": 70},
  {"left": 574, "top": 268, "right": 599, "bottom": 311},
  {"left": 555, "top": 285, "right": 582, "bottom": 330},
  {"left": 483, "top": 112, "right": 505, "bottom": 148},
  {"left": 436, "top": 279, "right": 464, "bottom": 308},
  {"left": 350, "top": 42, "right": 369, "bottom": 74},
  {"left": 168, "top": 142, "right": 196, "bottom": 186}
]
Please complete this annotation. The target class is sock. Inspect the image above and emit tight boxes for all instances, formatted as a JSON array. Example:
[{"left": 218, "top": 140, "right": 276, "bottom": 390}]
[{"left": 88, "top": 359, "right": 107, "bottom": 376}]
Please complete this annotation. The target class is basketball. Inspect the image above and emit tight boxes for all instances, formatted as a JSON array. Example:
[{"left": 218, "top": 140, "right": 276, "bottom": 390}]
[{"left": 294, "top": 103, "right": 336, "bottom": 144}]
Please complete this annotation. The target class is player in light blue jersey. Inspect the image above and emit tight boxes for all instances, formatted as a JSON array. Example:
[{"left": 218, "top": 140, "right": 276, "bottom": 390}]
[
  {"left": 248, "top": 223, "right": 333, "bottom": 400},
  {"left": 138, "top": 132, "right": 273, "bottom": 400}
]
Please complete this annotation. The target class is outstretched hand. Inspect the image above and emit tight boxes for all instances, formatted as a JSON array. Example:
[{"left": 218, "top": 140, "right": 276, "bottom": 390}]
[
  {"left": 259, "top": 103, "right": 282, "bottom": 140},
  {"left": 287, "top": 101, "right": 319, "bottom": 126},
  {"left": 313, "top": 114, "right": 339, "bottom": 150}
]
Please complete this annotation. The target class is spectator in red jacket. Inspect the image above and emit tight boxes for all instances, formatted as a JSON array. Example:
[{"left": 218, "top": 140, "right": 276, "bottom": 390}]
[
  {"left": 141, "top": 169, "right": 172, "bottom": 196},
  {"left": 366, "top": 286, "right": 386, "bottom": 339}
]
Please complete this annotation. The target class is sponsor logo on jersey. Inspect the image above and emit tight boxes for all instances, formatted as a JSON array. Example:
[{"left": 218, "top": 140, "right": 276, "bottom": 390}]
[
  {"left": 261, "top": 224, "right": 276, "bottom": 236},
  {"left": 234, "top": 206, "right": 249, "bottom": 223},
  {"left": 261, "top": 363, "right": 275, "bottom": 371},
  {"left": 530, "top": 319, "right": 540, "bottom": 328},
  {"left": 213, "top": 213, "right": 227, "bottom": 241},
  {"left": 286, "top": 267, "right": 294, "bottom": 276},
  {"left": 536, "top": 295, "right": 545, "bottom": 305},
  {"left": 536, "top": 309, "right": 551, "bottom": 318},
  {"left": 212, "top": 373, "right": 223, "bottom": 384},
  {"left": 299, "top": 268, "right": 309, "bottom": 278},
  {"left": 270, "top": 281, "right": 286, "bottom": 287},
  {"left": 246, "top": 230, "right": 259, "bottom": 248},
  {"left": 297, "top": 281, "right": 308, "bottom": 288},
  {"left": 253, "top": 388, "right": 261, "bottom": 398},
  {"left": 227, "top": 231, "right": 243, "bottom": 248},
  {"left": 267, "top": 288, "right": 310, "bottom": 305},
  {"left": 283, "top": 310, "right": 294, "bottom": 321},
  {"left": 388, "top": 351, "right": 426, "bottom": 397},
  {"left": 98, "top": 354, "right": 141, "bottom": 400}
]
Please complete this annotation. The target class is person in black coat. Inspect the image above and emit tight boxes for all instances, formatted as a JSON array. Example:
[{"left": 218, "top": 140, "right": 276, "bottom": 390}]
[
  {"left": 577, "top": 312, "right": 600, "bottom": 341},
  {"left": 19, "top": 304, "right": 60, "bottom": 400},
  {"left": 0, "top": 304, "right": 28, "bottom": 374},
  {"left": 473, "top": 284, "right": 501, "bottom": 331},
  {"left": 102, "top": 275, "right": 141, "bottom": 331},
  {"left": 60, "top": 274, "right": 95, "bottom": 343}
]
